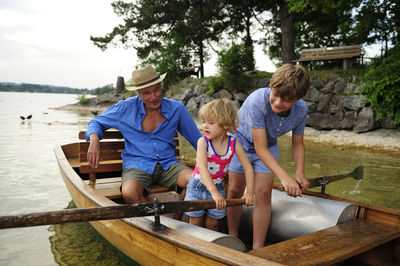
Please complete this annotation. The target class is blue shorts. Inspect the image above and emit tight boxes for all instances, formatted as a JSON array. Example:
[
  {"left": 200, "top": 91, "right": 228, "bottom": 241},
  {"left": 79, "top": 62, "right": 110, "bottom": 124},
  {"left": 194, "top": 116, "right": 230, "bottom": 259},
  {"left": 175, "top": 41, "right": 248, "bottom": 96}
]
[
  {"left": 228, "top": 144, "right": 280, "bottom": 173},
  {"left": 184, "top": 178, "right": 226, "bottom": 219}
]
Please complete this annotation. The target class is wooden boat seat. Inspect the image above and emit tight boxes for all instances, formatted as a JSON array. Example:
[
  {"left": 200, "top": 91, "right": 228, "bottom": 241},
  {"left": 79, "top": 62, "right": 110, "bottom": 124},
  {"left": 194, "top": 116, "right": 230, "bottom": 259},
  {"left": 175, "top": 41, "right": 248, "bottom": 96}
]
[
  {"left": 84, "top": 177, "right": 174, "bottom": 199},
  {"left": 78, "top": 130, "right": 181, "bottom": 195},
  {"left": 248, "top": 219, "right": 400, "bottom": 265}
]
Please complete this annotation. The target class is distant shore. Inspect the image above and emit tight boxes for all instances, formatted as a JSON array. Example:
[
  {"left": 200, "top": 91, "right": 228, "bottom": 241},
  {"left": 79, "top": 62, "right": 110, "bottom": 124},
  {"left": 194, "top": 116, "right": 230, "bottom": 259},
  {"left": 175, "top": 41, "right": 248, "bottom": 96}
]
[{"left": 56, "top": 102, "right": 400, "bottom": 156}]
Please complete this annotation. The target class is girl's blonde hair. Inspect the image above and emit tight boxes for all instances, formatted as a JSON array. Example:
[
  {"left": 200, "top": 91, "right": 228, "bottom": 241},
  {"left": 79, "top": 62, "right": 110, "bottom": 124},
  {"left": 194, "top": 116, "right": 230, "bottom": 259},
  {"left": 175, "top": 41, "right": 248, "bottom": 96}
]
[{"left": 199, "top": 98, "right": 239, "bottom": 133}]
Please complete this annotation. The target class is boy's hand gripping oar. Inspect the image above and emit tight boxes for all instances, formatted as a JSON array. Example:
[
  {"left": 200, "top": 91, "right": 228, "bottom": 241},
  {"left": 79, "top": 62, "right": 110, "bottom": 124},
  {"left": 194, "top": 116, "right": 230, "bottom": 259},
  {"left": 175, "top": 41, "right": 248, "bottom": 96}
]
[
  {"left": 0, "top": 198, "right": 246, "bottom": 229},
  {"left": 277, "top": 165, "right": 364, "bottom": 193}
]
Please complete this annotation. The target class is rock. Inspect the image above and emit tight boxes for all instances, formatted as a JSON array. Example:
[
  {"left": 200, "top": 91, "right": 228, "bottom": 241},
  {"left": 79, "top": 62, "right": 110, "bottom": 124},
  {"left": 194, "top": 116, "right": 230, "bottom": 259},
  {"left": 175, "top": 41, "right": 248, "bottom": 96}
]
[
  {"left": 305, "top": 101, "right": 317, "bottom": 113},
  {"left": 316, "top": 94, "right": 331, "bottom": 113},
  {"left": 344, "top": 83, "right": 355, "bottom": 94},
  {"left": 233, "top": 92, "right": 247, "bottom": 102},
  {"left": 353, "top": 107, "right": 377, "bottom": 133},
  {"left": 310, "top": 78, "right": 324, "bottom": 90},
  {"left": 343, "top": 95, "right": 365, "bottom": 111},
  {"left": 185, "top": 94, "right": 214, "bottom": 118},
  {"left": 379, "top": 115, "right": 397, "bottom": 129},
  {"left": 193, "top": 85, "right": 204, "bottom": 96},
  {"left": 329, "top": 105, "right": 340, "bottom": 114},
  {"left": 329, "top": 112, "right": 343, "bottom": 129},
  {"left": 213, "top": 89, "right": 232, "bottom": 100},
  {"left": 354, "top": 83, "right": 365, "bottom": 94},
  {"left": 333, "top": 78, "right": 347, "bottom": 93},
  {"left": 320, "top": 81, "right": 334, "bottom": 93},
  {"left": 341, "top": 111, "right": 357, "bottom": 129},
  {"left": 256, "top": 78, "right": 270, "bottom": 88},
  {"left": 171, "top": 94, "right": 187, "bottom": 103},
  {"left": 306, "top": 113, "right": 331, "bottom": 129},
  {"left": 303, "top": 85, "right": 321, "bottom": 103}
]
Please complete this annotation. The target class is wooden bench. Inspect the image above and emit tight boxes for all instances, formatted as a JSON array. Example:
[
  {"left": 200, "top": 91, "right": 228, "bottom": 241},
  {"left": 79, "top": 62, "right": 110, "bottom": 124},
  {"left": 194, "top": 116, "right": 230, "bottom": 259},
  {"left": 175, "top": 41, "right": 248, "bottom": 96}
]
[
  {"left": 248, "top": 219, "right": 400, "bottom": 265},
  {"left": 294, "top": 45, "right": 362, "bottom": 70},
  {"left": 78, "top": 130, "right": 182, "bottom": 198}
]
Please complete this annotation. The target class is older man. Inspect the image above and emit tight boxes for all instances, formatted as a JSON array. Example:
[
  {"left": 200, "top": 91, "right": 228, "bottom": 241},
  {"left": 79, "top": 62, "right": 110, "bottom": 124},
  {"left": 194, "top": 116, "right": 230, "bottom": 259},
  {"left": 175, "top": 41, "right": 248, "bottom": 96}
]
[{"left": 85, "top": 65, "right": 201, "bottom": 203}]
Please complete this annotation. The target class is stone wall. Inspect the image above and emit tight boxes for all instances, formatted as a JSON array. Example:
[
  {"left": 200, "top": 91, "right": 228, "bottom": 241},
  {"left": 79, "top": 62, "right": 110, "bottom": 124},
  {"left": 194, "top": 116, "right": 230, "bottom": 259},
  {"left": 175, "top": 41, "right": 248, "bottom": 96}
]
[{"left": 167, "top": 75, "right": 397, "bottom": 133}]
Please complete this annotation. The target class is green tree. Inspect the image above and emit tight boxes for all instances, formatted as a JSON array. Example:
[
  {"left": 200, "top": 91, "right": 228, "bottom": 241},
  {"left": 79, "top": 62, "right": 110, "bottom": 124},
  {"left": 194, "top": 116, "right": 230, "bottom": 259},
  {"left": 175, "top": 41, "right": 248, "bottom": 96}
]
[
  {"left": 263, "top": 0, "right": 361, "bottom": 65},
  {"left": 351, "top": 0, "right": 399, "bottom": 57},
  {"left": 360, "top": 45, "right": 400, "bottom": 125},
  {"left": 93, "top": 84, "right": 114, "bottom": 95},
  {"left": 91, "top": 0, "right": 228, "bottom": 79},
  {"left": 217, "top": 43, "right": 255, "bottom": 92}
]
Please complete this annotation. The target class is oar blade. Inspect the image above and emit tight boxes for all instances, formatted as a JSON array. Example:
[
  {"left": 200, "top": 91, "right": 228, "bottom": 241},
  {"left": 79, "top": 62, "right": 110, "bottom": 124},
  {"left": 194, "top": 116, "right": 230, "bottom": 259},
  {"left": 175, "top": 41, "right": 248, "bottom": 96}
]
[{"left": 349, "top": 165, "right": 364, "bottom": 180}]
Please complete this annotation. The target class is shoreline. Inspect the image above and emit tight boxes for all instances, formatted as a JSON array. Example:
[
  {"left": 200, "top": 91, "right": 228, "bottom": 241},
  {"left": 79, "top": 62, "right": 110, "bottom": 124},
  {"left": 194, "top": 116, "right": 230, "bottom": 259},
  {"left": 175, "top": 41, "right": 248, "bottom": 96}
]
[
  {"left": 302, "top": 127, "right": 400, "bottom": 156},
  {"left": 56, "top": 103, "right": 400, "bottom": 156}
]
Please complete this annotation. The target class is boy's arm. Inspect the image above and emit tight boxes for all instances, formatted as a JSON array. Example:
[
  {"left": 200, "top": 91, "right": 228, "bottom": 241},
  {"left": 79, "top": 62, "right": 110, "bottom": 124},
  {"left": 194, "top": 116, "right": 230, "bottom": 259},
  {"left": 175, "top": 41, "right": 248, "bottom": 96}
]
[
  {"left": 292, "top": 134, "right": 309, "bottom": 190},
  {"left": 234, "top": 141, "right": 255, "bottom": 205},
  {"left": 196, "top": 138, "right": 226, "bottom": 209},
  {"left": 252, "top": 127, "right": 303, "bottom": 197}
]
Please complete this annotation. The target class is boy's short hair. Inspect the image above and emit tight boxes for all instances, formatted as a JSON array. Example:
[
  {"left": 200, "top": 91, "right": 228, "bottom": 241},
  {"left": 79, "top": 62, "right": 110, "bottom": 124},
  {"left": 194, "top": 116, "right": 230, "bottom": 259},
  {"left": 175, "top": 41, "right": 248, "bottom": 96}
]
[
  {"left": 270, "top": 64, "right": 310, "bottom": 101},
  {"left": 199, "top": 98, "right": 239, "bottom": 133}
]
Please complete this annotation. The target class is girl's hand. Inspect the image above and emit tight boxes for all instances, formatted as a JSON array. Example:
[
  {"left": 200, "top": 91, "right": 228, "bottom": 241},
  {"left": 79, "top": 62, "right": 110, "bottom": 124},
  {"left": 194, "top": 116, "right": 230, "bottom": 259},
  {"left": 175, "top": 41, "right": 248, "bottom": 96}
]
[
  {"left": 212, "top": 192, "right": 226, "bottom": 210},
  {"left": 242, "top": 192, "right": 254, "bottom": 206}
]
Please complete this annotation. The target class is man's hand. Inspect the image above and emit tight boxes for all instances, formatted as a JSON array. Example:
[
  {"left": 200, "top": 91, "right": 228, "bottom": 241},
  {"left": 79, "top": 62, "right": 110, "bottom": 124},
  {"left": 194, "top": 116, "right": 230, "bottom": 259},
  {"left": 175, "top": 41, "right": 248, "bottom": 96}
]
[{"left": 87, "top": 134, "right": 101, "bottom": 168}]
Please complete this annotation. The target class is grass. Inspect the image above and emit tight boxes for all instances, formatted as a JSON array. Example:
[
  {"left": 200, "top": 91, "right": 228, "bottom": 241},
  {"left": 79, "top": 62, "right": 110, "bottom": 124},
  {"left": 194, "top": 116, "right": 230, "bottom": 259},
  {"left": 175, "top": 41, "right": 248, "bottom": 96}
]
[
  {"left": 309, "top": 67, "right": 368, "bottom": 84},
  {"left": 245, "top": 71, "right": 274, "bottom": 79}
]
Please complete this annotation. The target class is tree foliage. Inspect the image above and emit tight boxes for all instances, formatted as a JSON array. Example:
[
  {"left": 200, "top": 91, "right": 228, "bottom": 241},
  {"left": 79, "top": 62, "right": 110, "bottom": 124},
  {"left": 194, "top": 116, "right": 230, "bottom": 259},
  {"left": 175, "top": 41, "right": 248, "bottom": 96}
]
[
  {"left": 91, "top": 0, "right": 397, "bottom": 78},
  {"left": 217, "top": 43, "right": 255, "bottom": 92},
  {"left": 351, "top": 0, "right": 399, "bottom": 57},
  {"left": 360, "top": 45, "right": 400, "bottom": 125},
  {"left": 91, "top": 0, "right": 228, "bottom": 81}
]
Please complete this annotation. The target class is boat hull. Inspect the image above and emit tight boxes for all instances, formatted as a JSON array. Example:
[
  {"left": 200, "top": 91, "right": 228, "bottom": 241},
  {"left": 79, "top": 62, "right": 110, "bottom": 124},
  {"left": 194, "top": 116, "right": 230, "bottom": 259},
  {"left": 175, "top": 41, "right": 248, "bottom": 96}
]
[
  {"left": 55, "top": 142, "right": 400, "bottom": 265},
  {"left": 55, "top": 144, "right": 270, "bottom": 265}
]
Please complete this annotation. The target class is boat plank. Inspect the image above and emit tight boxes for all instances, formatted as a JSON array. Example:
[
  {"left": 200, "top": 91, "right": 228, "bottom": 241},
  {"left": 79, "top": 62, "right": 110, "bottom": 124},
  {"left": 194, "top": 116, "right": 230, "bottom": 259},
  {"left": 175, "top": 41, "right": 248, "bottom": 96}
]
[{"left": 248, "top": 219, "right": 400, "bottom": 265}]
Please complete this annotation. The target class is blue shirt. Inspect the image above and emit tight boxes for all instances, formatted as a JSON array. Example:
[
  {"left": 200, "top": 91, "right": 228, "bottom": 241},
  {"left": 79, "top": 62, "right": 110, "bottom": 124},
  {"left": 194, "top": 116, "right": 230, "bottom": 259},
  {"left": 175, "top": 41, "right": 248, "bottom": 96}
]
[
  {"left": 85, "top": 96, "right": 201, "bottom": 174},
  {"left": 234, "top": 87, "right": 307, "bottom": 152}
]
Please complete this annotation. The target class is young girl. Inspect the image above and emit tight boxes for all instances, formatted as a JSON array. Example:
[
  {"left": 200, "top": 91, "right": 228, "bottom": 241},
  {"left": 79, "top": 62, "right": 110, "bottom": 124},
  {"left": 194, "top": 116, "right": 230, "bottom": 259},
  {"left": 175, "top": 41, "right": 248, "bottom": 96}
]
[
  {"left": 227, "top": 64, "right": 311, "bottom": 249},
  {"left": 184, "top": 99, "right": 254, "bottom": 231}
]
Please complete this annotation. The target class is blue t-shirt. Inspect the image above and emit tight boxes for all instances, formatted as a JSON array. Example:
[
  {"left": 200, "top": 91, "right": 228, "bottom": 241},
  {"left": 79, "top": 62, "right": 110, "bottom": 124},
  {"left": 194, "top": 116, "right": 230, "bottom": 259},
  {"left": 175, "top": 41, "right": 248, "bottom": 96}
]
[
  {"left": 234, "top": 87, "right": 307, "bottom": 152},
  {"left": 85, "top": 96, "right": 201, "bottom": 174}
]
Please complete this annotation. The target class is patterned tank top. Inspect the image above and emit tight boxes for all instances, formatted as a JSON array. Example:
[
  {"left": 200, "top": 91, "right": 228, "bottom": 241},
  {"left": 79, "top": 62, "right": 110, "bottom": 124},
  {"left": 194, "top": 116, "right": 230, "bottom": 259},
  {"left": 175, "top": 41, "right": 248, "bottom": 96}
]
[{"left": 191, "top": 135, "right": 236, "bottom": 185}]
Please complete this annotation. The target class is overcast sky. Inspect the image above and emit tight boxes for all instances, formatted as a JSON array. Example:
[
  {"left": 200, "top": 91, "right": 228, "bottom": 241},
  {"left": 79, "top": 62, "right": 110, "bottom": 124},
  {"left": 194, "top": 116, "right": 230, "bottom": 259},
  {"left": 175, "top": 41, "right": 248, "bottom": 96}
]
[{"left": 0, "top": 0, "right": 380, "bottom": 90}]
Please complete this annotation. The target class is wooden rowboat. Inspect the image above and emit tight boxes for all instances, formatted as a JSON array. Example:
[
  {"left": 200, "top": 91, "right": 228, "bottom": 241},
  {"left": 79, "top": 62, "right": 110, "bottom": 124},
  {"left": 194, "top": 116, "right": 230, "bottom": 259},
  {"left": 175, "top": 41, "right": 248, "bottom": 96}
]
[{"left": 53, "top": 130, "right": 400, "bottom": 265}]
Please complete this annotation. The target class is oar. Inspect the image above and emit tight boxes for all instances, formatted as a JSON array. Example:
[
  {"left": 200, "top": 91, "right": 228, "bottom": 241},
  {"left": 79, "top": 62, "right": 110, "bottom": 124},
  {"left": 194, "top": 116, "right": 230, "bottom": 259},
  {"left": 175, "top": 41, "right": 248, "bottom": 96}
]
[
  {"left": 276, "top": 165, "right": 364, "bottom": 192},
  {"left": 0, "top": 198, "right": 245, "bottom": 229}
]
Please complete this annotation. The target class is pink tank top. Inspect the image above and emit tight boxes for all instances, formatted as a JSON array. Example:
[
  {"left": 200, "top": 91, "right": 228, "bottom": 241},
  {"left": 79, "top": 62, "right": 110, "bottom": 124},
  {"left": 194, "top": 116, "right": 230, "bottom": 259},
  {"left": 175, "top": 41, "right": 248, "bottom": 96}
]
[{"left": 191, "top": 135, "right": 236, "bottom": 185}]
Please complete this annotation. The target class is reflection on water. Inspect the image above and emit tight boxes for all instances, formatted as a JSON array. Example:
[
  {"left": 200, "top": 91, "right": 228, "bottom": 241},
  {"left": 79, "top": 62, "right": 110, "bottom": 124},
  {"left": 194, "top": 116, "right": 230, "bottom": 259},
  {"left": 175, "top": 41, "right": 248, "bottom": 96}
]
[
  {"left": 278, "top": 136, "right": 400, "bottom": 210},
  {"left": 48, "top": 201, "right": 129, "bottom": 266}
]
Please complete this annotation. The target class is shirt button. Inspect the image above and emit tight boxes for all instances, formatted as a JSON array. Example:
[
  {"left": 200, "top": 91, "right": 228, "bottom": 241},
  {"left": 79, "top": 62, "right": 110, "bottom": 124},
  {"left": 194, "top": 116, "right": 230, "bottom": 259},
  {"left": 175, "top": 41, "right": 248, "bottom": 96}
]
[{"left": 277, "top": 129, "right": 280, "bottom": 131}]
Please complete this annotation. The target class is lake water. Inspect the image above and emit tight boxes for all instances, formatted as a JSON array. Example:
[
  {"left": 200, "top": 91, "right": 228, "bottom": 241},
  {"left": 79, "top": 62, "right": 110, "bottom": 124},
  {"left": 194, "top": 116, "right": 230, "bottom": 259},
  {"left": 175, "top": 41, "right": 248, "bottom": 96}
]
[
  {"left": 0, "top": 92, "right": 126, "bottom": 265},
  {"left": 0, "top": 91, "right": 399, "bottom": 265}
]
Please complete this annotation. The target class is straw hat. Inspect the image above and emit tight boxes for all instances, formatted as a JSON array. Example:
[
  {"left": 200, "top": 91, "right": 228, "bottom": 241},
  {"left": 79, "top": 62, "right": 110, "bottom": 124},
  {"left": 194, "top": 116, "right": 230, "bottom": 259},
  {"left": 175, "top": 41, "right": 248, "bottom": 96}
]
[{"left": 126, "top": 65, "right": 167, "bottom": 91}]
